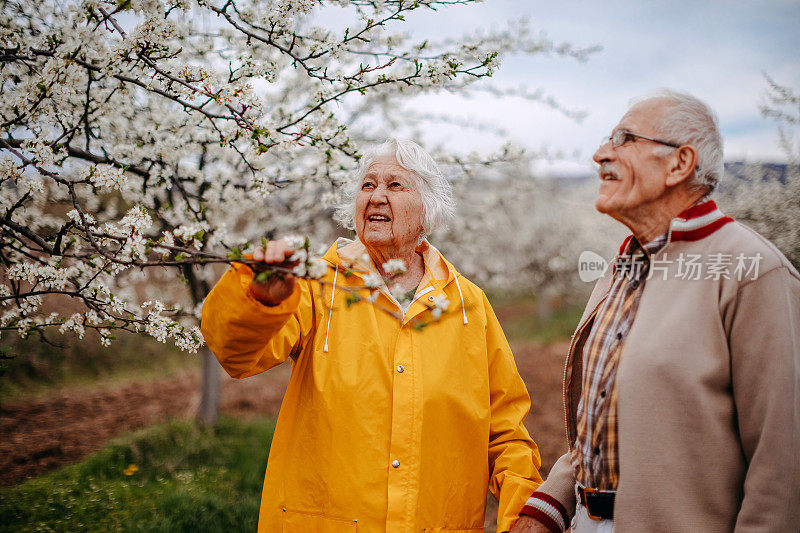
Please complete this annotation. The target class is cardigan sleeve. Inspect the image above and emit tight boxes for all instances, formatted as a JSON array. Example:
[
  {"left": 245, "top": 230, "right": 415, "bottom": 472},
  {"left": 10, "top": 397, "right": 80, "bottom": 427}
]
[
  {"left": 519, "top": 452, "right": 575, "bottom": 532},
  {"left": 728, "top": 266, "right": 800, "bottom": 531}
]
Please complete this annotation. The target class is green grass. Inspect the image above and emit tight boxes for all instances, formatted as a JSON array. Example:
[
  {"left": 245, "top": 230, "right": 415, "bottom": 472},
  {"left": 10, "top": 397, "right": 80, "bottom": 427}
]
[
  {"left": 501, "top": 304, "right": 584, "bottom": 344},
  {"left": 489, "top": 293, "right": 584, "bottom": 344},
  {"left": 0, "top": 417, "right": 276, "bottom": 532}
]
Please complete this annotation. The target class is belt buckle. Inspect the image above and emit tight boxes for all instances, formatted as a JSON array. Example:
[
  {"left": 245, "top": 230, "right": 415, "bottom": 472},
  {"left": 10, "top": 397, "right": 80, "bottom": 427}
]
[{"left": 582, "top": 487, "right": 612, "bottom": 522}]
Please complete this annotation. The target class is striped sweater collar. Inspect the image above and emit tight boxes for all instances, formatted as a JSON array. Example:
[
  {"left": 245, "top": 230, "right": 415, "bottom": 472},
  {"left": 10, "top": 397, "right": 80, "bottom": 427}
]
[
  {"left": 669, "top": 199, "right": 733, "bottom": 242},
  {"left": 617, "top": 199, "right": 734, "bottom": 255}
]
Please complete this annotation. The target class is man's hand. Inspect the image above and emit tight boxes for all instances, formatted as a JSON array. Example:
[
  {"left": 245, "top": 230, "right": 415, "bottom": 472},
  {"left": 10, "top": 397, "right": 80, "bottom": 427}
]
[
  {"left": 509, "top": 514, "right": 554, "bottom": 533},
  {"left": 250, "top": 239, "right": 299, "bottom": 306}
]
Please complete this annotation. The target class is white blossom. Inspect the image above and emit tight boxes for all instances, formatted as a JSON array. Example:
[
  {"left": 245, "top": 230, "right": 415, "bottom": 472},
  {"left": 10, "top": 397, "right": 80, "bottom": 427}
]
[
  {"left": 0, "top": 284, "right": 11, "bottom": 304},
  {"left": 290, "top": 248, "right": 308, "bottom": 263},
  {"left": 58, "top": 313, "right": 86, "bottom": 339},
  {"left": 66, "top": 209, "right": 96, "bottom": 226},
  {"left": 89, "top": 164, "right": 127, "bottom": 190},
  {"left": 431, "top": 295, "right": 450, "bottom": 311},
  {"left": 430, "top": 295, "right": 449, "bottom": 320},
  {"left": 307, "top": 258, "right": 328, "bottom": 279},
  {"left": 172, "top": 222, "right": 209, "bottom": 249},
  {"left": 362, "top": 272, "right": 383, "bottom": 288},
  {"left": 0, "top": 157, "right": 22, "bottom": 180},
  {"left": 119, "top": 205, "right": 153, "bottom": 234},
  {"left": 389, "top": 283, "right": 412, "bottom": 304},
  {"left": 382, "top": 259, "right": 407, "bottom": 276},
  {"left": 20, "top": 295, "right": 43, "bottom": 315},
  {"left": 284, "top": 235, "right": 306, "bottom": 250},
  {"left": 292, "top": 262, "right": 307, "bottom": 277},
  {"left": 21, "top": 139, "right": 56, "bottom": 167}
]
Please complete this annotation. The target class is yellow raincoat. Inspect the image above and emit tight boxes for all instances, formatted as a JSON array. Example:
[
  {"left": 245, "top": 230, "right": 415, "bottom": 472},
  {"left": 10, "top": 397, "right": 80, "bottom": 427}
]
[{"left": 201, "top": 238, "right": 542, "bottom": 532}]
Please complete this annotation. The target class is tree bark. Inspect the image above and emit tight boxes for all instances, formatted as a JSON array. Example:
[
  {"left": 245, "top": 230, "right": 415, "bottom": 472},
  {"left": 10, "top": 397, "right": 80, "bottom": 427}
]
[
  {"left": 537, "top": 289, "right": 553, "bottom": 323},
  {"left": 197, "top": 344, "right": 220, "bottom": 426}
]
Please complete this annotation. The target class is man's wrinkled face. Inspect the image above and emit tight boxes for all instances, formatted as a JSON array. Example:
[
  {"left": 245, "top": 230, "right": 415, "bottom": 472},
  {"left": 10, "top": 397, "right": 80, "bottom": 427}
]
[
  {"left": 355, "top": 155, "right": 424, "bottom": 252},
  {"left": 593, "top": 99, "right": 673, "bottom": 220}
]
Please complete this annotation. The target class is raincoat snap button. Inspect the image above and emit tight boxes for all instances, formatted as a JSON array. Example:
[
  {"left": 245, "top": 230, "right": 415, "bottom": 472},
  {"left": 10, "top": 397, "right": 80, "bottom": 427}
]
[
  {"left": 428, "top": 295, "right": 435, "bottom": 301},
  {"left": 397, "top": 365, "right": 404, "bottom": 373},
  {"left": 392, "top": 459, "right": 400, "bottom": 468}
]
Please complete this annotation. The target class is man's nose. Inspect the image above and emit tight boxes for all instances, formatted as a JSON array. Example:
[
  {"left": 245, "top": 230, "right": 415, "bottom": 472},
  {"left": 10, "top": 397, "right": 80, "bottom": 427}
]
[{"left": 593, "top": 141, "right": 614, "bottom": 165}]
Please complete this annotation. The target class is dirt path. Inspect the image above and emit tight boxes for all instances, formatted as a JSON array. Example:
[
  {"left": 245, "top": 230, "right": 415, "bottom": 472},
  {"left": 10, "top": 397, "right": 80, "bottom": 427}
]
[{"left": 1, "top": 341, "right": 568, "bottom": 486}]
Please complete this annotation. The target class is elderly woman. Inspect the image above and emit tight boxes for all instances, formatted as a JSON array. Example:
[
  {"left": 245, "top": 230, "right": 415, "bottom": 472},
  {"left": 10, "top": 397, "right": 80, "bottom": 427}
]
[{"left": 201, "top": 138, "right": 542, "bottom": 532}]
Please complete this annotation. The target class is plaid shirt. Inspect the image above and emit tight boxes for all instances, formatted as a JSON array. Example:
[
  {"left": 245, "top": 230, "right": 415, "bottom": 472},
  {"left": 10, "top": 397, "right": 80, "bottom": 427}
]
[{"left": 570, "top": 233, "right": 668, "bottom": 490}]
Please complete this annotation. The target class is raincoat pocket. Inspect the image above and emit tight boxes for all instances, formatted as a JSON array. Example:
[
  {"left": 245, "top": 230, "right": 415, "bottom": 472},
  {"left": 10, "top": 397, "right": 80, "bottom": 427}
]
[{"left": 281, "top": 507, "right": 358, "bottom": 532}]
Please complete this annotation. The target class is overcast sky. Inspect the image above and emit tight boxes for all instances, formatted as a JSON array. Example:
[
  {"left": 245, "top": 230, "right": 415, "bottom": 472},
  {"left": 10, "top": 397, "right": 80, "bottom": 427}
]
[{"left": 351, "top": 1, "right": 800, "bottom": 175}]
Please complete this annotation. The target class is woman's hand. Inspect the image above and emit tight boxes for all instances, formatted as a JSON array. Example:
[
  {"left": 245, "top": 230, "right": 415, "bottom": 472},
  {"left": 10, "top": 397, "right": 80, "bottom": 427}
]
[{"left": 250, "top": 239, "right": 299, "bottom": 306}]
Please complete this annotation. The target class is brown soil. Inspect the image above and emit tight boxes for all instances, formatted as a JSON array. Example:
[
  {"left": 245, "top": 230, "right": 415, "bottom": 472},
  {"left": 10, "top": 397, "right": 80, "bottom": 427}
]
[
  {"left": 1, "top": 341, "right": 568, "bottom": 487},
  {"left": 518, "top": 340, "right": 571, "bottom": 474}
]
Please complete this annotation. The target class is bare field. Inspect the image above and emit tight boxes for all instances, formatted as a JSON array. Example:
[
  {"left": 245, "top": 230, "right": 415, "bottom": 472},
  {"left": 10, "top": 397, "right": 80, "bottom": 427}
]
[{"left": 1, "top": 340, "right": 568, "bottom": 489}]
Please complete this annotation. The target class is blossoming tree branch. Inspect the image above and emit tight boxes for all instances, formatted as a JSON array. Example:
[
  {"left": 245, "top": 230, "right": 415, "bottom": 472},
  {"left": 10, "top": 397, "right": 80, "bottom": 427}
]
[{"left": 1, "top": 0, "right": 596, "bottom": 362}]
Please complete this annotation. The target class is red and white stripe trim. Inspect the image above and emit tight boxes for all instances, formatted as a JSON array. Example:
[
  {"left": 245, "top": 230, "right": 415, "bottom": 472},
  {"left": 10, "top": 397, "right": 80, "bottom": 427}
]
[
  {"left": 616, "top": 200, "right": 733, "bottom": 256},
  {"left": 669, "top": 199, "right": 733, "bottom": 242},
  {"left": 520, "top": 492, "right": 569, "bottom": 532}
]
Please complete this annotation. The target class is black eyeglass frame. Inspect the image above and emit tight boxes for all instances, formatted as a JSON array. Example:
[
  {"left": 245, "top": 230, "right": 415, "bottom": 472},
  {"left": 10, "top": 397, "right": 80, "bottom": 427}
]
[{"left": 602, "top": 129, "right": 682, "bottom": 149}]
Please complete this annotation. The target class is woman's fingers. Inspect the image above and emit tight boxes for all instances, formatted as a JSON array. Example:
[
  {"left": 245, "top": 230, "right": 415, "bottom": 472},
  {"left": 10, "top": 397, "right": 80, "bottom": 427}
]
[
  {"left": 257, "top": 239, "right": 294, "bottom": 264},
  {"left": 280, "top": 239, "right": 299, "bottom": 262},
  {"left": 252, "top": 239, "right": 299, "bottom": 281},
  {"left": 249, "top": 239, "right": 301, "bottom": 305}
]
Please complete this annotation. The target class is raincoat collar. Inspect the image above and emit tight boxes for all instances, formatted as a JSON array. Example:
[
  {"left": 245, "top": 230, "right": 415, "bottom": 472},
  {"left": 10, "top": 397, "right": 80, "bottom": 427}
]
[
  {"left": 321, "top": 237, "right": 467, "bottom": 325},
  {"left": 323, "top": 237, "right": 452, "bottom": 283}
]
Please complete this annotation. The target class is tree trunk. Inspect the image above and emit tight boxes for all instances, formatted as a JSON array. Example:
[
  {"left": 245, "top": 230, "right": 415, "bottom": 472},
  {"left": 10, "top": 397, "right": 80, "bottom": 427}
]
[
  {"left": 183, "top": 263, "right": 219, "bottom": 427},
  {"left": 537, "top": 290, "right": 553, "bottom": 323},
  {"left": 197, "top": 344, "right": 220, "bottom": 426}
]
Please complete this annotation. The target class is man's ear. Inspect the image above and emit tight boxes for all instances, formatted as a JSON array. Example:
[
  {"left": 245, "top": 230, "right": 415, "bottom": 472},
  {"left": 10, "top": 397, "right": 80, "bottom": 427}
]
[{"left": 665, "top": 145, "right": 698, "bottom": 187}]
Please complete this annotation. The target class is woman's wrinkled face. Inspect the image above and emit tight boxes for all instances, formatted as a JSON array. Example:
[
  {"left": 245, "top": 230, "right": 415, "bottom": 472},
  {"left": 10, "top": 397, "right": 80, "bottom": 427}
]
[{"left": 355, "top": 155, "right": 424, "bottom": 253}]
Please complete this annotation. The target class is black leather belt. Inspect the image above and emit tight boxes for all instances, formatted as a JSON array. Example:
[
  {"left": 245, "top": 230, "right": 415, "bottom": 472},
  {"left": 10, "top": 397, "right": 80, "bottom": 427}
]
[{"left": 578, "top": 486, "right": 615, "bottom": 521}]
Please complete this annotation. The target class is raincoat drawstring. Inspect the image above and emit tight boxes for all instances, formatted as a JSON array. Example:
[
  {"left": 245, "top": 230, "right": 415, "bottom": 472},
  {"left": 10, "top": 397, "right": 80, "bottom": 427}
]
[
  {"left": 323, "top": 264, "right": 338, "bottom": 352},
  {"left": 454, "top": 275, "right": 468, "bottom": 325}
]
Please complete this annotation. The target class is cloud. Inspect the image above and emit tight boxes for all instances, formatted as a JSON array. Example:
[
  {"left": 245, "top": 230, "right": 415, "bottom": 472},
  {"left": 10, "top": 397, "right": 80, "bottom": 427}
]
[{"left": 395, "top": 0, "right": 800, "bottom": 165}]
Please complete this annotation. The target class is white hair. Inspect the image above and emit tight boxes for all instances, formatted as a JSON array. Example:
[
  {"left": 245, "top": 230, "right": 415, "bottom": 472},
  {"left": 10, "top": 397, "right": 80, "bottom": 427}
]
[
  {"left": 634, "top": 89, "right": 724, "bottom": 193},
  {"left": 334, "top": 138, "right": 456, "bottom": 238}
]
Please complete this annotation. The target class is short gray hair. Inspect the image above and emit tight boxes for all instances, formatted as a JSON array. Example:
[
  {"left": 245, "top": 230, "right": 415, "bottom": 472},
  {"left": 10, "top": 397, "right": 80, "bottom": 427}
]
[
  {"left": 334, "top": 138, "right": 456, "bottom": 237},
  {"left": 635, "top": 89, "right": 724, "bottom": 193}
]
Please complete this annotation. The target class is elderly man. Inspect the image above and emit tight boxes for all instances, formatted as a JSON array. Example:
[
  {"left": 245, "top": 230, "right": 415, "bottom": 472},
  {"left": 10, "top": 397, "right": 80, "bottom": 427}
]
[{"left": 515, "top": 90, "right": 800, "bottom": 532}]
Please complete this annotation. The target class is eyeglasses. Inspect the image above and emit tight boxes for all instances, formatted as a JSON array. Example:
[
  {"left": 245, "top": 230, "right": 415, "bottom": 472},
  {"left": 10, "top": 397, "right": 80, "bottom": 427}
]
[
  {"left": 601, "top": 129, "right": 681, "bottom": 149},
  {"left": 600, "top": 129, "right": 700, "bottom": 171}
]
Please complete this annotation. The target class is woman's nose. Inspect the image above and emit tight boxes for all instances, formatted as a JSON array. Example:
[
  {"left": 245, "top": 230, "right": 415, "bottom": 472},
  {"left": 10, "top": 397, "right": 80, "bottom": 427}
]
[{"left": 369, "top": 187, "right": 388, "bottom": 204}]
